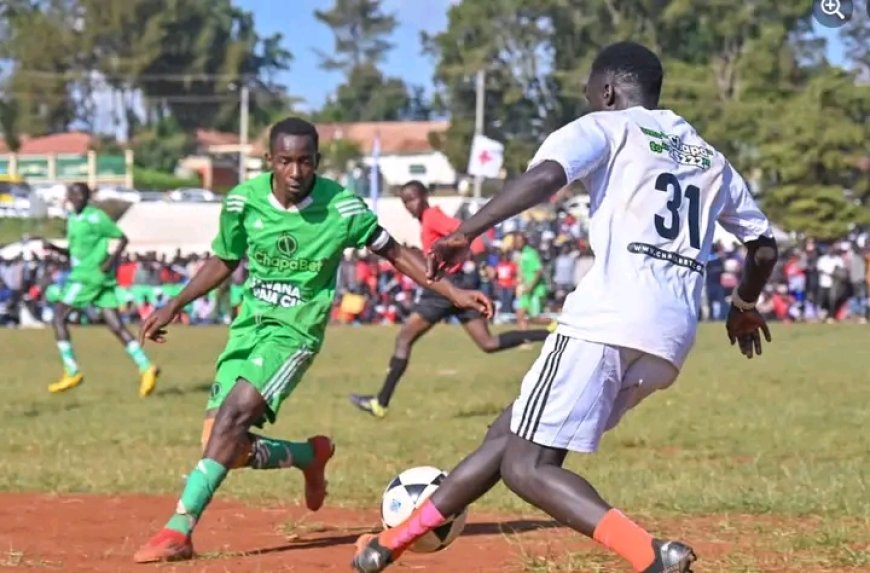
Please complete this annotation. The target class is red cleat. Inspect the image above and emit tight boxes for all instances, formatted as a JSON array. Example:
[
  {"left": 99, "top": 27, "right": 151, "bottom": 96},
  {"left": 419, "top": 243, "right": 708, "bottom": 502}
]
[
  {"left": 303, "top": 435, "right": 335, "bottom": 511},
  {"left": 133, "top": 528, "right": 193, "bottom": 563}
]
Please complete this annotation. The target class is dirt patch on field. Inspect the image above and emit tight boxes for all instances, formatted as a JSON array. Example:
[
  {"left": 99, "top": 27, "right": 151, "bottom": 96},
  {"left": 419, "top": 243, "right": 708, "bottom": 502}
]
[{"left": 0, "top": 493, "right": 866, "bottom": 572}]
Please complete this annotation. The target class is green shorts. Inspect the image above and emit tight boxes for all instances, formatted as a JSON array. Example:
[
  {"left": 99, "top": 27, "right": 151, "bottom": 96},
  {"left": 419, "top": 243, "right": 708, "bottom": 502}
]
[
  {"left": 54, "top": 279, "right": 119, "bottom": 309},
  {"left": 208, "top": 325, "right": 315, "bottom": 427},
  {"left": 516, "top": 293, "right": 545, "bottom": 317}
]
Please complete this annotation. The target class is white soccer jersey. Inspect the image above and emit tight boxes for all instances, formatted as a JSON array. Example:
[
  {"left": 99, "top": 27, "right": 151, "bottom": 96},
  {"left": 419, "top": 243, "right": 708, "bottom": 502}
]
[{"left": 529, "top": 107, "right": 773, "bottom": 368}]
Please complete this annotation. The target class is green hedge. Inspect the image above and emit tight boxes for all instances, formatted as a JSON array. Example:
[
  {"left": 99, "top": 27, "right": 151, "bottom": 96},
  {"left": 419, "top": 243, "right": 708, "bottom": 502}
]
[
  {"left": 0, "top": 218, "right": 66, "bottom": 244},
  {"left": 133, "top": 167, "right": 200, "bottom": 191}
]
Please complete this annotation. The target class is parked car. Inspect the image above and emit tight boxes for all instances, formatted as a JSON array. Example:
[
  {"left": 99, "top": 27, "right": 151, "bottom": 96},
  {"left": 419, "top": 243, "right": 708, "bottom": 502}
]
[{"left": 167, "top": 188, "right": 219, "bottom": 203}]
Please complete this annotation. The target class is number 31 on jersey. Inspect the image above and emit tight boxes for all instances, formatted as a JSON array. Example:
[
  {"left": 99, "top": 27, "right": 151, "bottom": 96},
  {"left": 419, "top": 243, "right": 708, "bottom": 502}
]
[{"left": 654, "top": 172, "right": 701, "bottom": 250}]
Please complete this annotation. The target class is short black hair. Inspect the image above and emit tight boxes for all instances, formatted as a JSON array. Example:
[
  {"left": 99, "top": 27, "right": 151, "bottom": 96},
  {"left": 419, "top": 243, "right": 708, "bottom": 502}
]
[
  {"left": 69, "top": 182, "right": 91, "bottom": 198},
  {"left": 269, "top": 117, "right": 319, "bottom": 151},
  {"left": 401, "top": 180, "right": 428, "bottom": 195},
  {"left": 591, "top": 41, "right": 663, "bottom": 103}
]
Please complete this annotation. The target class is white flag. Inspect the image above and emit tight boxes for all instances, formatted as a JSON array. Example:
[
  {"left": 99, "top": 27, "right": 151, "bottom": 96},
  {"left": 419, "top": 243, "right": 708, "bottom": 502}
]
[{"left": 467, "top": 134, "right": 504, "bottom": 178}]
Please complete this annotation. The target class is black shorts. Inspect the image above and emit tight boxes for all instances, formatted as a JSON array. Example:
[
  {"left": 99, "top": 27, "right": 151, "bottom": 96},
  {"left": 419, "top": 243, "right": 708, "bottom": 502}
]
[{"left": 412, "top": 272, "right": 483, "bottom": 324}]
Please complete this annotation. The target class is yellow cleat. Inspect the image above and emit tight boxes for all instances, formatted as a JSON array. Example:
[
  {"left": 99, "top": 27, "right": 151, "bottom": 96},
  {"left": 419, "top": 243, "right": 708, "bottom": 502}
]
[
  {"left": 367, "top": 399, "right": 388, "bottom": 418},
  {"left": 139, "top": 365, "right": 160, "bottom": 398},
  {"left": 48, "top": 373, "right": 84, "bottom": 394},
  {"left": 349, "top": 394, "right": 388, "bottom": 418},
  {"left": 547, "top": 319, "right": 559, "bottom": 333}
]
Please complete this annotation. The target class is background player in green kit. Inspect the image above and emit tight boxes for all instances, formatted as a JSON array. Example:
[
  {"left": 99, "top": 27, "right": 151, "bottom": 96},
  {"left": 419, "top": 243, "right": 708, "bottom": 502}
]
[
  {"left": 514, "top": 233, "right": 550, "bottom": 330},
  {"left": 132, "top": 117, "right": 493, "bottom": 563},
  {"left": 42, "top": 182, "right": 159, "bottom": 397}
]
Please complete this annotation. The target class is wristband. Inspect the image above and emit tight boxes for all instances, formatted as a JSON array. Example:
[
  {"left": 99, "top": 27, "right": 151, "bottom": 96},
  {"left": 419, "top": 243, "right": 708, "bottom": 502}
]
[{"left": 731, "top": 288, "right": 757, "bottom": 311}]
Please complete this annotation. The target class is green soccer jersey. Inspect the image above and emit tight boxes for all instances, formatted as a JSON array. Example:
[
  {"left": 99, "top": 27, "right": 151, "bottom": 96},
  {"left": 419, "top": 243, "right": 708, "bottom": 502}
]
[
  {"left": 519, "top": 244, "right": 546, "bottom": 298},
  {"left": 66, "top": 205, "right": 124, "bottom": 282},
  {"left": 211, "top": 173, "right": 387, "bottom": 350}
]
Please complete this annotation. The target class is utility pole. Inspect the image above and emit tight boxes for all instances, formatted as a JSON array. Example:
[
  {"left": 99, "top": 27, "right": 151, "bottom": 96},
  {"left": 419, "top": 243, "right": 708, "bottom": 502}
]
[
  {"left": 472, "top": 69, "right": 485, "bottom": 201},
  {"left": 238, "top": 83, "right": 249, "bottom": 183}
]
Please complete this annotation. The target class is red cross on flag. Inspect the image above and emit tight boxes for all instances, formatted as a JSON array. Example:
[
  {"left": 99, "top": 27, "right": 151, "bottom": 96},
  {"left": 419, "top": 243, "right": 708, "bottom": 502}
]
[{"left": 467, "top": 134, "right": 504, "bottom": 178}]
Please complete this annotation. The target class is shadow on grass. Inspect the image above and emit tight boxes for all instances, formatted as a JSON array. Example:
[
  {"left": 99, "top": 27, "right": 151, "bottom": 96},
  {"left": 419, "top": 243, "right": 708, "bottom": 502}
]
[
  {"left": 463, "top": 519, "right": 562, "bottom": 536},
  {"left": 153, "top": 382, "right": 213, "bottom": 397},
  {"left": 205, "top": 519, "right": 563, "bottom": 561},
  {"left": 17, "top": 401, "right": 83, "bottom": 418}
]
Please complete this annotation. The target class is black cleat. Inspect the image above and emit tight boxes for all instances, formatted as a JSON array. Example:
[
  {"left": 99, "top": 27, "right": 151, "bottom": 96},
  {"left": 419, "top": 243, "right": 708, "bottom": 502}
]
[
  {"left": 351, "top": 534, "right": 396, "bottom": 572},
  {"left": 642, "top": 539, "right": 697, "bottom": 573}
]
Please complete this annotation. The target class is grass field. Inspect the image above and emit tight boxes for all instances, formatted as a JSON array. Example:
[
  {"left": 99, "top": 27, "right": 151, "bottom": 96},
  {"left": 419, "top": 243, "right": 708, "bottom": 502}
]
[{"left": 1, "top": 323, "right": 868, "bottom": 571}]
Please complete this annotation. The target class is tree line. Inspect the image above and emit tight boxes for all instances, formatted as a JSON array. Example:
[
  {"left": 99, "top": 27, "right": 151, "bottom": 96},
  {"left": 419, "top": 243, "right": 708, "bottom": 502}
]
[{"left": 0, "top": 0, "right": 867, "bottom": 238}]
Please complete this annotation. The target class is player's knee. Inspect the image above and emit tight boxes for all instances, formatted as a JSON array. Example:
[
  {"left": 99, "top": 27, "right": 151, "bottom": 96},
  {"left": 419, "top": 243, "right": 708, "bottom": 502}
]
[
  {"left": 52, "top": 305, "right": 66, "bottom": 326},
  {"left": 499, "top": 449, "right": 538, "bottom": 496},
  {"left": 479, "top": 337, "right": 500, "bottom": 353},
  {"left": 211, "top": 403, "right": 253, "bottom": 442},
  {"left": 395, "top": 334, "right": 415, "bottom": 356}
]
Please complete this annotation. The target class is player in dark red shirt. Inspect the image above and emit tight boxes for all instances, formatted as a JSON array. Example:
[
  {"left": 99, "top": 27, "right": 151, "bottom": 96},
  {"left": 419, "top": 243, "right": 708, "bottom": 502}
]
[{"left": 350, "top": 180, "right": 550, "bottom": 418}]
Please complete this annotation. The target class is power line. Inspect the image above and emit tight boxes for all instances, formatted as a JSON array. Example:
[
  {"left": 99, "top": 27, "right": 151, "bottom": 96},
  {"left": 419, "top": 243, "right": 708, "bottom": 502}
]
[
  {"left": 1, "top": 92, "right": 243, "bottom": 103},
  {"left": 7, "top": 70, "right": 257, "bottom": 82}
]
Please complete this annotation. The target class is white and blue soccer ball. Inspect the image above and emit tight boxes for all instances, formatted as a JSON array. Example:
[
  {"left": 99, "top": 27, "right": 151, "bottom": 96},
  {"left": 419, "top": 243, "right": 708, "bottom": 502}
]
[{"left": 380, "top": 465, "right": 468, "bottom": 553}]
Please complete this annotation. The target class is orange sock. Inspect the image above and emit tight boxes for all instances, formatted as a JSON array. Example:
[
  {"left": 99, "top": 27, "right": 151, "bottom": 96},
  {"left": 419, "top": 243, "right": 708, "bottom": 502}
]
[{"left": 592, "top": 509, "right": 655, "bottom": 572}]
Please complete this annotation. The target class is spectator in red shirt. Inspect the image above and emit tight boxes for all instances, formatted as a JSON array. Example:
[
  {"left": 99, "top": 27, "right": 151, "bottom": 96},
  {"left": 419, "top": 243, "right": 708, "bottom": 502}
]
[
  {"left": 349, "top": 180, "right": 550, "bottom": 418},
  {"left": 495, "top": 253, "right": 518, "bottom": 313},
  {"left": 116, "top": 255, "right": 137, "bottom": 288}
]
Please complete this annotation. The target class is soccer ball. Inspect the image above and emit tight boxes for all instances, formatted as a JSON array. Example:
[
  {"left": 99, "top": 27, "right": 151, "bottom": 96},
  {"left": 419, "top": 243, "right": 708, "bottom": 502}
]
[{"left": 380, "top": 465, "right": 468, "bottom": 553}]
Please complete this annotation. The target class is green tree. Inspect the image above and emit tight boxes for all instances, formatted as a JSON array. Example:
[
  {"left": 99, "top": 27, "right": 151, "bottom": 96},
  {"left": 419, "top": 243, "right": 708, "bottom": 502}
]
[
  {"left": 423, "top": 1, "right": 554, "bottom": 174},
  {"left": 0, "top": 0, "right": 292, "bottom": 138},
  {"left": 757, "top": 68, "right": 869, "bottom": 239},
  {"left": 0, "top": 0, "right": 85, "bottom": 134},
  {"left": 80, "top": 0, "right": 292, "bottom": 135},
  {"left": 130, "top": 117, "right": 195, "bottom": 174},
  {"left": 839, "top": 8, "right": 869, "bottom": 80},
  {"left": 314, "top": 0, "right": 421, "bottom": 121},
  {"left": 430, "top": 0, "right": 866, "bottom": 242},
  {"left": 317, "top": 64, "right": 410, "bottom": 122},
  {"left": 320, "top": 138, "right": 363, "bottom": 174},
  {"left": 314, "top": 0, "right": 396, "bottom": 72}
]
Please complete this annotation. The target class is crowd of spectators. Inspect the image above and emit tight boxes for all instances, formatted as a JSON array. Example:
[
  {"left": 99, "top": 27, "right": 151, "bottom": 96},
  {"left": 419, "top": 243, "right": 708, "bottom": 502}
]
[{"left": 1, "top": 210, "right": 868, "bottom": 329}]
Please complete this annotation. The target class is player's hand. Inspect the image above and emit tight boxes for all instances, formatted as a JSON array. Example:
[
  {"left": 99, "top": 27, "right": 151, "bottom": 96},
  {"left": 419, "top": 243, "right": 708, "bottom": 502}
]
[
  {"left": 426, "top": 231, "right": 471, "bottom": 281},
  {"left": 450, "top": 288, "right": 494, "bottom": 319},
  {"left": 139, "top": 306, "right": 177, "bottom": 345},
  {"left": 725, "top": 306, "right": 771, "bottom": 359}
]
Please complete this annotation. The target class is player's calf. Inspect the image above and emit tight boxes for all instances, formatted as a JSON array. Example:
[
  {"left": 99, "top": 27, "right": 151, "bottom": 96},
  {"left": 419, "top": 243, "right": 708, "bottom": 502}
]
[{"left": 134, "top": 382, "right": 265, "bottom": 563}]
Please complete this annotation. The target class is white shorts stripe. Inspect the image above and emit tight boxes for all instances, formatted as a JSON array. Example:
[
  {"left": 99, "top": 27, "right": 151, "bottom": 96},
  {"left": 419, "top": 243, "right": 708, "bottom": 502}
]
[
  {"left": 516, "top": 333, "right": 568, "bottom": 439},
  {"left": 511, "top": 336, "right": 679, "bottom": 452},
  {"left": 525, "top": 335, "right": 571, "bottom": 440}
]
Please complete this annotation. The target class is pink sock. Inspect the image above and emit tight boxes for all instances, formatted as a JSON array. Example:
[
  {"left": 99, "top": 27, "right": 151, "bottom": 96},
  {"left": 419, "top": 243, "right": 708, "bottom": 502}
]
[{"left": 379, "top": 499, "right": 447, "bottom": 552}]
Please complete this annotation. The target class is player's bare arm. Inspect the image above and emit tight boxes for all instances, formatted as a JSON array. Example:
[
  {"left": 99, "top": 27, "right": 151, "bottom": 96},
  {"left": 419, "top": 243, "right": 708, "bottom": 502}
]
[
  {"left": 372, "top": 235, "right": 493, "bottom": 318},
  {"left": 427, "top": 161, "right": 567, "bottom": 279},
  {"left": 139, "top": 256, "right": 239, "bottom": 344},
  {"left": 459, "top": 161, "right": 567, "bottom": 240},
  {"left": 101, "top": 234, "right": 128, "bottom": 273},
  {"left": 726, "top": 235, "right": 779, "bottom": 359}
]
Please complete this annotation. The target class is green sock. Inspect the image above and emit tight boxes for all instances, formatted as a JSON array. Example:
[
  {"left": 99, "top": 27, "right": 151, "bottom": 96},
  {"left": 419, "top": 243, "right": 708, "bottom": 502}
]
[
  {"left": 165, "top": 458, "right": 228, "bottom": 536},
  {"left": 57, "top": 341, "right": 79, "bottom": 375},
  {"left": 125, "top": 340, "right": 152, "bottom": 373},
  {"left": 250, "top": 436, "right": 314, "bottom": 470}
]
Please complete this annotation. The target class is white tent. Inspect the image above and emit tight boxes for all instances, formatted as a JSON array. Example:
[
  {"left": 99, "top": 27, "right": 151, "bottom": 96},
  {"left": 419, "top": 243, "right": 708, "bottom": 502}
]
[
  {"left": 116, "top": 196, "right": 468, "bottom": 257},
  {"left": 0, "top": 238, "right": 67, "bottom": 260}
]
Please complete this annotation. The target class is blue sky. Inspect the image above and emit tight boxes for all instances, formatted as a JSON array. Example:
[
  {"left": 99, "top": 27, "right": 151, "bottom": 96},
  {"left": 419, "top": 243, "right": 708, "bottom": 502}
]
[
  {"left": 236, "top": 0, "right": 456, "bottom": 111},
  {"left": 237, "top": 0, "right": 850, "bottom": 112}
]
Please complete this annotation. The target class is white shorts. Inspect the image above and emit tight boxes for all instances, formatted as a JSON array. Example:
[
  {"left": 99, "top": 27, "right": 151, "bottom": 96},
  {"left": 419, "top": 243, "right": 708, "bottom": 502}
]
[{"left": 510, "top": 333, "right": 679, "bottom": 453}]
